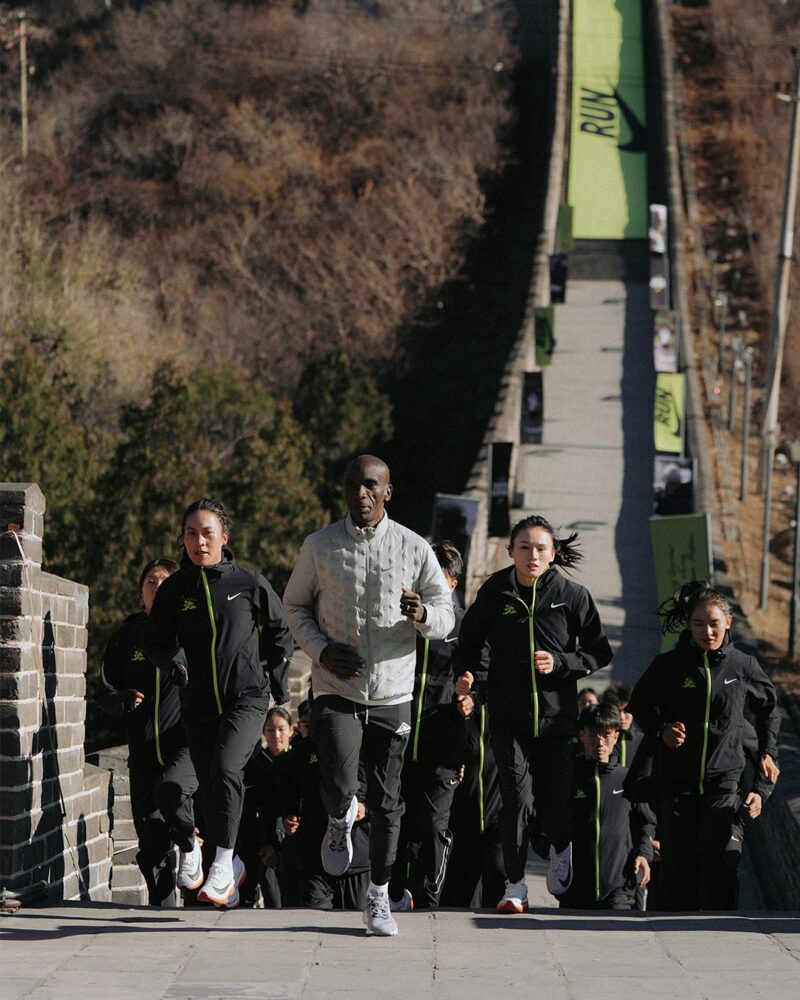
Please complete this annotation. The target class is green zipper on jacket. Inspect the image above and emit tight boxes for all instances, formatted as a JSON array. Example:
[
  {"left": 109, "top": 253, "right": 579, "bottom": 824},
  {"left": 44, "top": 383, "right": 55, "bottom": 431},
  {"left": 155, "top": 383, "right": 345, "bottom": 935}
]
[
  {"left": 620, "top": 735, "right": 626, "bottom": 768},
  {"left": 594, "top": 764, "right": 601, "bottom": 902},
  {"left": 528, "top": 576, "right": 540, "bottom": 737},
  {"left": 698, "top": 651, "right": 712, "bottom": 795},
  {"left": 154, "top": 667, "right": 164, "bottom": 766},
  {"left": 478, "top": 704, "right": 486, "bottom": 833},
  {"left": 200, "top": 569, "right": 223, "bottom": 716},
  {"left": 412, "top": 639, "right": 429, "bottom": 762}
]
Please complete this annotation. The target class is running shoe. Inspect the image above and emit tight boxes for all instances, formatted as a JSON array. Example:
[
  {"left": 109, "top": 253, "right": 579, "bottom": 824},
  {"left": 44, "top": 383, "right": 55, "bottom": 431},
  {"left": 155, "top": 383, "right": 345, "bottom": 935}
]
[
  {"left": 198, "top": 855, "right": 246, "bottom": 907},
  {"left": 389, "top": 888, "right": 414, "bottom": 912},
  {"left": 496, "top": 879, "right": 528, "bottom": 914},
  {"left": 546, "top": 842, "right": 573, "bottom": 896},
  {"left": 177, "top": 838, "right": 204, "bottom": 891},
  {"left": 363, "top": 891, "right": 399, "bottom": 936},
  {"left": 321, "top": 795, "right": 358, "bottom": 877}
]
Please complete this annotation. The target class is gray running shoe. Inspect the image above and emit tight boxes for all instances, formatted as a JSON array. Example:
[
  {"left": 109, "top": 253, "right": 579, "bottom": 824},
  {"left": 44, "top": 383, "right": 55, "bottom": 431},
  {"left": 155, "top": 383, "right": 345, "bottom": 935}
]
[
  {"left": 321, "top": 795, "right": 358, "bottom": 876},
  {"left": 547, "top": 842, "right": 573, "bottom": 896},
  {"left": 363, "top": 891, "right": 398, "bottom": 936}
]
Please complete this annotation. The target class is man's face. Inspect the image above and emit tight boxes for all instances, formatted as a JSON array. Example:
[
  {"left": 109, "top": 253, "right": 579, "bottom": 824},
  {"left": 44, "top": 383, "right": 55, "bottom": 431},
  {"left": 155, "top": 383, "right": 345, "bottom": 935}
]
[
  {"left": 579, "top": 726, "right": 619, "bottom": 762},
  {"left": 344, "top": 457, "right": 393, "bottom": 528}
]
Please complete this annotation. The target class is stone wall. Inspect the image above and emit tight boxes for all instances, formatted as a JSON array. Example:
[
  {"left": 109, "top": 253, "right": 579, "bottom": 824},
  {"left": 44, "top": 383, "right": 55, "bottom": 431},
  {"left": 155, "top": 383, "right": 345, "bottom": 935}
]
[{"left": 0, "top": 483, "right": 112, "bottom": 902}]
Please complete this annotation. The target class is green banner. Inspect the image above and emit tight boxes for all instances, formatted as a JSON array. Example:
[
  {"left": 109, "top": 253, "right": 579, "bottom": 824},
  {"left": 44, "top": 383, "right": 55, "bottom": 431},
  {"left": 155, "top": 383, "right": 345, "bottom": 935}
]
[
  {"left": 654, "top": 372, "right": 685, "bottom": 455},
  {"left": 534, "top": 307, "right": 555, "bottom": 367},
  {"left": 568, "top": 0, "right": 648, "bottom": 239},
  {"left": 650, "top": 513, "right": 712, "bottom": 651},
  {"left": 556, "top": 204, "right": 574, "bottom": 251}
]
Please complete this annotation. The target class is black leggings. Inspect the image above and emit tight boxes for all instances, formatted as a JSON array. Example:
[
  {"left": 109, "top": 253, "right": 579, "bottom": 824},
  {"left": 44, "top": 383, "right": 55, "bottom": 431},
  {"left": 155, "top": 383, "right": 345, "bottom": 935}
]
[
  {"left": 491, "top": 729, "right": 573, "bottom": 884},
  {"left": 183, "top": 698, "right": 267, "bottom": 851}
]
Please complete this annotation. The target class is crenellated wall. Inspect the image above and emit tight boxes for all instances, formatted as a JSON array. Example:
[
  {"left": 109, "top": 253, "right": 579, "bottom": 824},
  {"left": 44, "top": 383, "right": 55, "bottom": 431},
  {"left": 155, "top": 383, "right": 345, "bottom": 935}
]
[{"left": 0, "top": 483, "right": 112, "bottom": 902}]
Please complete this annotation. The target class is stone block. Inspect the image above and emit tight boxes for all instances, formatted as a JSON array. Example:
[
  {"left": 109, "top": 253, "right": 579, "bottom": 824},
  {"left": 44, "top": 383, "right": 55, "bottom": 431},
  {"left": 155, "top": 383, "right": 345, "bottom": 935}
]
[
  {"left": 0, "top": 483, "right": 46, "bottom": 516},
  {"left": 0, "top": 725, "right": 35, "bottom": 757},
  {"left": 57, "top": 647, "right": 86, "bottom": 675},
  {"left": 0, "top": 531, "right": 42, "bottom": 565},
  {"left": 110, "top": 862, "right": 144, "bottom": 889},
  {"left": 112, "top": 817, "right": 137, "bottom": 841},
  {"left": 0, "top": 562, "right": 25, "bottom": 588},
  {"left": 0, "top": 697, "right": 40, "bottom": 730},
  {"left": 0, "top": 643, "right": 39, "bottom": 674},
  {"left": 0, "top": 615, "right": 35, "bottom": 644},
  {"left": 53, "top": 624, "right": 76, "bottom": 649},
  {"left": 0, "top": 669, "right": 39, "bottom": 700},
  {"left": 112, "top": 884, "right": 148, "bottom": 906},
  {"left": 75, "top": 628, "right": 89, "bottom": 651},
  {"left": 0, "top": 586, "right": 42, "bottom": 618},
  {"left": 113, "top": 842, "right": 139, "bottom": 865}
]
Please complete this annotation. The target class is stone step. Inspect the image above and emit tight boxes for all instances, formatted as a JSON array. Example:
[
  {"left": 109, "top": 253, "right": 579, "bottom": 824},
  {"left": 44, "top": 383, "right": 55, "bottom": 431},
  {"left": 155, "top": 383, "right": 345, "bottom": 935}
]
[
  {"left": 113, "top": 841, "right": 139, "bottom": 865},
  {"left": 111, "top": 884, "right": 148, "bottom": 907},
  {"left": 111, "top": 863, "right": 145, "bottom": 889},
  {"left": 111, "top": 817, "right": 137, "bottom": 841}
]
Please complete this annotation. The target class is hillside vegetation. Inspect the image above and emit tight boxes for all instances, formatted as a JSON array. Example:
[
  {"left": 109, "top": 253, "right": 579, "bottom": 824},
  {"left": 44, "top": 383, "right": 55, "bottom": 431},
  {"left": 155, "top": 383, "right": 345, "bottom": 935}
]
[{"left": 0, "top": 0, "right": 516, "bottom": 744}]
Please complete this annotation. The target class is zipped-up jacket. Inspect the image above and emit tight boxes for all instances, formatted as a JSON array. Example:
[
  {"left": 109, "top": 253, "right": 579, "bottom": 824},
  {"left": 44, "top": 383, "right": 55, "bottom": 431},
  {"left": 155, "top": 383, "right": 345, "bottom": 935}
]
[
  {"left": 562, "top": 757, "right": 654, "bottom": 908},
  {"left": 98, "top": 611, "right": 186, "bottom": 769},
  {"left": 147, "top": 549, "right": 293, "bottom": 720},
  {"left": 283, "top": 515, "right": 455, "bottom": 705},
  {"left": 452, "top": 566, "right": 612, "bottom": 737},
  {"left": 627, "top": 632, "right": 780, "bottom": 794},
  {"left": 408, "top": 598, "right": 466, "bottom": 768}
]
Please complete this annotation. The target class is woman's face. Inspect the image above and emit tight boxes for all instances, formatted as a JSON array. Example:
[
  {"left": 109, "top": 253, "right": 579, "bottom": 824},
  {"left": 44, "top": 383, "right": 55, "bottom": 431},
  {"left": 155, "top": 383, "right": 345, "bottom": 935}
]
[
  {"left": 688, "top": 600, "right": 732, "bottom": 652},
  {"left": 264, "top": 715, "right": 292, "bottom": 756},
  {"left": 141, "top": 566, "right": 173, "bottom": 615},
  {"left": 509, "top": 526, "right": 555, "bottom": 584},
  {"left": 183, "top": 510, "right": 228, "bottom": 568}
]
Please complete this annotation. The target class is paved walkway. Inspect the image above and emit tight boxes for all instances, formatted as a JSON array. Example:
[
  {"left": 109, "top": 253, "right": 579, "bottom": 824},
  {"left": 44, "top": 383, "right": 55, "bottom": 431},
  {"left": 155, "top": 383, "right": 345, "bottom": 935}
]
[
  {"left": 3, "top": 902, "right": 799, "bottom": 999},
  {"left": 517, "top": 279, "right": 660, "bottom": 685}
]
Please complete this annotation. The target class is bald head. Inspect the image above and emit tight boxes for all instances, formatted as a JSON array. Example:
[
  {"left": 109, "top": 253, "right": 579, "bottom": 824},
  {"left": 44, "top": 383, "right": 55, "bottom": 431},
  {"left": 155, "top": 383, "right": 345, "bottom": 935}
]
[{"left": 344, "top": 455, "right": 393, "bottom": 528}]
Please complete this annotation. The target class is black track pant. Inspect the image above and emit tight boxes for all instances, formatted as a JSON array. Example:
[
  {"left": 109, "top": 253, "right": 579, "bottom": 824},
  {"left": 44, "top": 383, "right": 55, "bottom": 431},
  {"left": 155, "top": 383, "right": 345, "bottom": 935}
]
[
  {"left": 389, "top": 759, "right": 459, "bottom": 908},
  {"left": 310, "top": 695, "right": 409, "bottom": 885},
  {"left": 130, "top": 747, "right": 198, "bottom": 904},
  {"left": 657, "top": 787, "right": 741, "bottom": 911},
  {"left": 491, "top": 729, "right": 573, "bottom": 884},
  {"left": 441, "top": 824, "right": 505, "bottom": 909},
  {"left": 183, "top": 697, "right": 267, "bottom": 851},
  {"left": 300, "top": 870, "right": 370, "bottom": 911}
]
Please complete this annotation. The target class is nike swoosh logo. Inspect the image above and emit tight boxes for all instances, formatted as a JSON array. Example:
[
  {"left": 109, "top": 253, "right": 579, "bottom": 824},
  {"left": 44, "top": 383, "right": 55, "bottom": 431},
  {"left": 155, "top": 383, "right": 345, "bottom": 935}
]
[
  {"left": 612, "top": 789, "right": 624, "bottom": 795},
  {"left": 730, "top": 836, "right": 740, "bottom": 843},
  {"left": 448, "top": 779, "right": 459, "bottom": 786},
  {"left": 444, "top": 637, "right": 458, "bottom": 643},
  {"left": 614, "top": 89, "right": 648, "bottom": 153},
  {"left": 724, "top": 678, "right": 738, "bottom": 685},
  {"left": 227, "top": 592, "right": 244, "bottom": 601},
  {"left": 551, "top": 603, "right": 567, "bottom": 609}
]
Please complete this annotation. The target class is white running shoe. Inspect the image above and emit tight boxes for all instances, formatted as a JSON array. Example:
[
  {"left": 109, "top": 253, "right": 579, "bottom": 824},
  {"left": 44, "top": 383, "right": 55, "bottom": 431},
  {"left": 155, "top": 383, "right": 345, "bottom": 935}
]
[
  {"left": 177, "top": 838, "right": 204, "bottom": 891},
  {"left": 321, "top": 795, "right": 358, "bottom": 877},
  {"left": 496, "top": 879, "right": 528, "bottom": 914},
  {"left": 363, "top": 891, "right": 399, "bottom": 936},
  {"left": 390, "top": 888, "right": 414, "bottom": 912},
  {"left": 197, "top": 855, "right": 246, "bottom": 908},
  {"left": 547, "top": 842, "right": 573, "bottom": 896}
]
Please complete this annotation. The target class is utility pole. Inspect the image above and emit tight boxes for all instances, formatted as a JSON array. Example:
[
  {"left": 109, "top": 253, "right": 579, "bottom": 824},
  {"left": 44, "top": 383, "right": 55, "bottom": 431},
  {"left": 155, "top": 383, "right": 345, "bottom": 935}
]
[
  {"left": 19, "top": 10, "right": 28, "bottom": 160},
  {"left": 788, "top": 440, "right": 800, "bottom": 661},
  {"left": 716, "top": 292, "right": 728, "bottom": 376},
  {"left": 728, "top": 334, "right": 743, "bottom": 434},
  {"left": 740, "top": 347, "right": 754, "bottom": 501},
  {"left": 759, "top": 51, "right": 800, "bottom": 491},
  {"left": 759, "top": 434, "right": 776, "bottom": 609}
]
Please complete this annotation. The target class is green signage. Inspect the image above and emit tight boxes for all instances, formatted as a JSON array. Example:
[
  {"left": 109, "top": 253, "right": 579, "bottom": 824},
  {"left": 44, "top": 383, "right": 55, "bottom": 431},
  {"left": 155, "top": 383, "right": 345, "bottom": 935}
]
[
  {"left": 650, "top": 513, "right": 712, "bottom": 651},
  {"left": 568, "top": 0, "right": 648, "bottom": 239}
]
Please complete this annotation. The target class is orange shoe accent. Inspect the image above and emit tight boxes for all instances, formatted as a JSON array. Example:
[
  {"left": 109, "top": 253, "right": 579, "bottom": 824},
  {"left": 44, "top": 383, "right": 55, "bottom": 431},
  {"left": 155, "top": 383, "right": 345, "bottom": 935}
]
[
  {"left": 496, "top": 898, "right": 527, "bottom": 914},
  {"left": 197, "top": 881, "right": 234, "bottom": 906}
]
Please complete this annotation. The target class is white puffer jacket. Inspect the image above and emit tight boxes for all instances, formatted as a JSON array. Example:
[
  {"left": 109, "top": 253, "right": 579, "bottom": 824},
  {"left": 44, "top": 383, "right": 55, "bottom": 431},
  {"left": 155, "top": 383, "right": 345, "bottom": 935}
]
[{"left": 283, "top": 515, "right": 455, "bottom": 705}]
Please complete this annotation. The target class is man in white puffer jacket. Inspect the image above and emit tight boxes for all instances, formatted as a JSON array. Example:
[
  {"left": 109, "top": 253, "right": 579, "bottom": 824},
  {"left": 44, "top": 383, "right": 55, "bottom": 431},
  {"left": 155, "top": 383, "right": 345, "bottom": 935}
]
[{"left": 283, "top": 455, "right": 455, "bottom": 936}]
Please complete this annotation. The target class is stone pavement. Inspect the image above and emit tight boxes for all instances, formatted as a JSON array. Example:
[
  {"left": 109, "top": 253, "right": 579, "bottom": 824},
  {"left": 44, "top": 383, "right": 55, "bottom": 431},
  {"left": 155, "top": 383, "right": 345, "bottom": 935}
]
[
  {"left": 2, "top": 898, "right": 799, "bottom": 1000},
  {"left": 516, "top": 279, "right": 660, "bottom": 686}
]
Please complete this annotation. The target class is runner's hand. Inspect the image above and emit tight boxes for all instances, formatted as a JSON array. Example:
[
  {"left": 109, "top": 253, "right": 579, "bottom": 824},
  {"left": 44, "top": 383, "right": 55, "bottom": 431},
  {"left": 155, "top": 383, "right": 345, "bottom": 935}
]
[
  {"left": 455, "top": 671, "right": 474, "bottom": 696},
  {"left": 662, "top": 722, "right": 686, "bottom": 748},
  {"left": 400, "top": 588, "right": 426, "bottom": 623},
  {"left": 320, "top": 643, "right": 363, "bottom": 679}
]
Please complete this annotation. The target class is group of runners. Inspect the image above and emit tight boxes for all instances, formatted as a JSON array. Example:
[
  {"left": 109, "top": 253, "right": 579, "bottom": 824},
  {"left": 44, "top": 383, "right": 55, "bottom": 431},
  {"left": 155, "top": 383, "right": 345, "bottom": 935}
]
[{"left": 100, "top": 454, "right": 781, "bottom": 936}]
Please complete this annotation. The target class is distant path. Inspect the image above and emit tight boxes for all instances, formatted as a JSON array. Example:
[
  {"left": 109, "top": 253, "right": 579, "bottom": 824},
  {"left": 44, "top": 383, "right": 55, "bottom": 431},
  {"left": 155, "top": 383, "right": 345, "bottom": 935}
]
[{"left": 515, "top": 279, "right": 660, "bottom": 685}]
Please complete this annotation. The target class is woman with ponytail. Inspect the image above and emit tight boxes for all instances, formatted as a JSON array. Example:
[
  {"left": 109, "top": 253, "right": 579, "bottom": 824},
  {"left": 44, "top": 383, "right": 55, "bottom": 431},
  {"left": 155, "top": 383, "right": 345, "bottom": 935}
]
[
  {"left": 147, "top": 499, "right": 293, "bottom": 910},
  {"left": 627, "top": 580, "right": 780, "bottom": 910},
  {"left": 453, "top": 515, "right": 612, "bottom": 913}
]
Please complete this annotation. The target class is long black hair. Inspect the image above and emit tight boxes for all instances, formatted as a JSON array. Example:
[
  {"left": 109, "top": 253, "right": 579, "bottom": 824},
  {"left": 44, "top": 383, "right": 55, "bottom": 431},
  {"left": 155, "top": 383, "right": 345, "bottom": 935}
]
[
  {"left": 658, "top": 580, "right": 731, "bottom": 635},
  {"left": 508, "top": 515, "right": 583, "bottom": 570}
]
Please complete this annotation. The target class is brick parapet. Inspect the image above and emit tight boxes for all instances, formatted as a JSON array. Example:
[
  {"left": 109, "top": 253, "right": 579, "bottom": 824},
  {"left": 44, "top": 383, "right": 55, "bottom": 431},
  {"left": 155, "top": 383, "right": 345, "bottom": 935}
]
[{"left": 0, "top": 483, "right": 111, "bottom": 902}]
